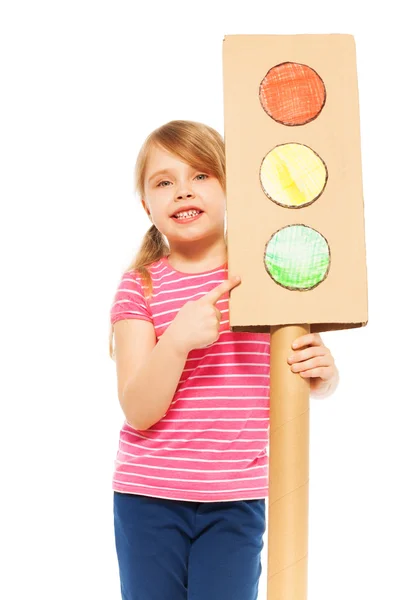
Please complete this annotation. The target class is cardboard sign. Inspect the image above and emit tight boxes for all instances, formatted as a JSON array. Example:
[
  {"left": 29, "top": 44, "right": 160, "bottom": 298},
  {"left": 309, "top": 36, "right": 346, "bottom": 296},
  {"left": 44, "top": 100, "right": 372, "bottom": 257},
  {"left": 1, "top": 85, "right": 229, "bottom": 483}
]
[{"left": 223, "top": 34, "right": 368, "bottom": 332}]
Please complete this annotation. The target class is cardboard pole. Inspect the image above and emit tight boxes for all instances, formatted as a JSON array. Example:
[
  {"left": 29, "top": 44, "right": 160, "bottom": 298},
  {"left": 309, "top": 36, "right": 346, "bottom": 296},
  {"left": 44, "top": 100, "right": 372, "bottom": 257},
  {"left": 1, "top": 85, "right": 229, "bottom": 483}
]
[{"left": 268, "top": 324, "right": 310, "bottom": 600}]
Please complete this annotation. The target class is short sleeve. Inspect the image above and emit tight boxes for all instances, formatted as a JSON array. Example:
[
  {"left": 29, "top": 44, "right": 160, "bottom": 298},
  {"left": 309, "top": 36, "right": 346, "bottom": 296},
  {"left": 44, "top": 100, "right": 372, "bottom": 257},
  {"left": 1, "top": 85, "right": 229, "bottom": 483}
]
[{"left": 110, "top": 270, "right": 153, "bottom": 326}]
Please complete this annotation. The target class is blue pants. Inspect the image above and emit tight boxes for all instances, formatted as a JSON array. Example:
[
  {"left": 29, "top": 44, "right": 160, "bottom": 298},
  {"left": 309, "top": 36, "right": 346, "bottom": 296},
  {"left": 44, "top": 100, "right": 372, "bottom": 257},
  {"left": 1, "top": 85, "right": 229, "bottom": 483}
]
[{"left": 113, "top": 491, "right": 266, "bottom": 600}]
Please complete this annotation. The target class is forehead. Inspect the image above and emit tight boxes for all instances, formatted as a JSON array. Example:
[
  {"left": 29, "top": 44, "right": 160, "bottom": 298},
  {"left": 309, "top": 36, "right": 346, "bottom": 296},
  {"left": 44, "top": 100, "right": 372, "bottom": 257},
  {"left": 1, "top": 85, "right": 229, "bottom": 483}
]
[
  {"left": 145, "top": 144, "right": 206, "bottom": 182},
  {"left": 146, "top": 146, "right": 187, "bottom": 174}
]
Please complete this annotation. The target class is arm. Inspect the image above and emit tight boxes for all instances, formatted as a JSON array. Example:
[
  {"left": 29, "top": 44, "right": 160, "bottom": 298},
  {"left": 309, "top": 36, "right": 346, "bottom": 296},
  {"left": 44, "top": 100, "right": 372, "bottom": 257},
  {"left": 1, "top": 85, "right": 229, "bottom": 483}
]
[
  {"left": 114, "top": 319, "right": 188, "bottom": 431},
  {"left": 114, "top": 276, "right": 241, "bottom": 431}
]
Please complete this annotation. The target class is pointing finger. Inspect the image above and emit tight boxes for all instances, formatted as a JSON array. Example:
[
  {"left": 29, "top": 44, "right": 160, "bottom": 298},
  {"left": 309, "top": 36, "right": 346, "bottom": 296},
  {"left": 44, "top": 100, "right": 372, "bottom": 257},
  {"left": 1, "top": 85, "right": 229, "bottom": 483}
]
[{"left": 201, "top": 276, "right": 241, "bottom": 305}]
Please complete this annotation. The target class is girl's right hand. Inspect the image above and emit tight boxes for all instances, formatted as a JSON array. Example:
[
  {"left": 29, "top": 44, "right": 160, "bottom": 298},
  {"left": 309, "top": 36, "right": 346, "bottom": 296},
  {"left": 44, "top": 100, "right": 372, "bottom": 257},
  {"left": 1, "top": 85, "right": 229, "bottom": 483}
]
[{"left": 164, "top": 276, "right": 242, "bottom": 355}]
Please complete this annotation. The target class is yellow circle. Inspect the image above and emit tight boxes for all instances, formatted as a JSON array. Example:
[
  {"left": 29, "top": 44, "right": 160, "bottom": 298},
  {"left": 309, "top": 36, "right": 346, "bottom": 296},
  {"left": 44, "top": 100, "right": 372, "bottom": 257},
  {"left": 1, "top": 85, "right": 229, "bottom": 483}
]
[{"left": 260, "top": 143, "right": 327, "bottom": 207}]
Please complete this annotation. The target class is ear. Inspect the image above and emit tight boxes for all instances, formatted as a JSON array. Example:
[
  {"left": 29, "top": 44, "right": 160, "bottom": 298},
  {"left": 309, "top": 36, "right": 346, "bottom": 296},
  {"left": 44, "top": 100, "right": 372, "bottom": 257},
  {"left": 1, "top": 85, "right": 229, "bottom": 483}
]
[{"left": 141, "top": 198, "right": 152, "bottom": 220}]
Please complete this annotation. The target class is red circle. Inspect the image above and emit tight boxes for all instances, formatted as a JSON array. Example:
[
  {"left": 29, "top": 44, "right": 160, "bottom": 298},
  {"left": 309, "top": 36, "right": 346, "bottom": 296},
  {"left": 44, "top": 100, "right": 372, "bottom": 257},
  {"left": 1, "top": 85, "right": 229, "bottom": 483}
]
[{"left": 259, "top": 62, "right": 326, "bottom": 126}]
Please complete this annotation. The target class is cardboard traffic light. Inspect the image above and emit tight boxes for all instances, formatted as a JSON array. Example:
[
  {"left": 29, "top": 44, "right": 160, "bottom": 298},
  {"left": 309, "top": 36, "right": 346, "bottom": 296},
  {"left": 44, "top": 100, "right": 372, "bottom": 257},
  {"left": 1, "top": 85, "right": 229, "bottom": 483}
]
[{"left": 223, "top": 34, "right": 368, "bottom": 599}]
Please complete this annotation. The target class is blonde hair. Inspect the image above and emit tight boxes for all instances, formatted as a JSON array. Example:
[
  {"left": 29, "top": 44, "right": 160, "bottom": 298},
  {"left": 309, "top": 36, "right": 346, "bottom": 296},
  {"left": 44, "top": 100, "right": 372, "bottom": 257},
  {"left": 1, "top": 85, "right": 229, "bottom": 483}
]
[{"left": 108, "top": 120, "right": 226, "bottom": 359}]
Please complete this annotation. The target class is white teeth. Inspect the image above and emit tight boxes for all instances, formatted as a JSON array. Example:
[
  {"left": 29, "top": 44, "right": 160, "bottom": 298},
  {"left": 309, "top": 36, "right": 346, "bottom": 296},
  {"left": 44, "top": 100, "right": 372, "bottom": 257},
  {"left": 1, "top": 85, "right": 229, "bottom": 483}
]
[{"left": 174, "top": 209, "right": 201, "bottom": 219}]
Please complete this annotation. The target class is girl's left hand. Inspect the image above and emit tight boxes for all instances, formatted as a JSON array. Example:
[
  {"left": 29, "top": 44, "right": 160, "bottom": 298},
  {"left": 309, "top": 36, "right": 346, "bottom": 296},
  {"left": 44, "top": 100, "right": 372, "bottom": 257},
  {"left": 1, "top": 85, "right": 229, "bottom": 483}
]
[{"left": 287, "top": 332, "right": 339, "bottom": 397}]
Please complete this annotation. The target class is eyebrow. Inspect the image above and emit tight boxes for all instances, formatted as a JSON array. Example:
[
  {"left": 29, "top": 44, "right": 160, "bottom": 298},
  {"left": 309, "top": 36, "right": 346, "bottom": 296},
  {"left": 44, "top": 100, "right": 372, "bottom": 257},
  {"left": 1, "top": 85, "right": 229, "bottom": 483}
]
[
  {"left": 148, "top": 169, "right": 173, "bottom": 183},
  {"left": 147, "top": 166, "right": 209, "bottom": 184}
]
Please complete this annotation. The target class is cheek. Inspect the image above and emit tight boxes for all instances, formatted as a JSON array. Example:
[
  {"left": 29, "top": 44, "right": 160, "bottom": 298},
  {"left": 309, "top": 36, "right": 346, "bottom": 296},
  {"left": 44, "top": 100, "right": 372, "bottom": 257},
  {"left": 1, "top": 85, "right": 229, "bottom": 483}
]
[
  {"left": 144, "top": 197, "right": 161, "bottom": 218},
  {"left": 207, "top": 188, "right": 226, "bottom": 211},
  {"left": 218, "top": 201, "right": 227, "bottom": 217},
  {"left": 151, "top": 205, "right": 171, "bottom": 227}
]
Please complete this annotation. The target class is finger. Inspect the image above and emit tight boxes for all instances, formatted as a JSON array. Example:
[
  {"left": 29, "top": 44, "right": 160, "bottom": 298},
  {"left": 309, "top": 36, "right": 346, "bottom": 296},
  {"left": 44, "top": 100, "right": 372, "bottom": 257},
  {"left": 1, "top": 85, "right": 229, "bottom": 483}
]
[
  {"left": 292, "top": 332, "right": 323, "bottom": 349},
  {"left": 214, "top": 307, "right": 222, "bottom": 321},
  {"left": 298, "top": 367, "right": 327, "bottom": 379},
  {"left": 290, "top": 356, "right": 330, "bottom": 372},
  {"left": 287, "top": 345, "right": 327, "bottom": 364},
  {"left": 201, "top": 276, "right": 241, "bottom": 305}
]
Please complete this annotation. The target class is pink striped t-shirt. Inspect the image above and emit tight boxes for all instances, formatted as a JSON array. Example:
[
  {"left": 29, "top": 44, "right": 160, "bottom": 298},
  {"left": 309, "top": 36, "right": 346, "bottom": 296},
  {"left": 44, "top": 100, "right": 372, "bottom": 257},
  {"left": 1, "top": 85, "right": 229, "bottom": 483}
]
[{"left": 110, "top": 256, "right": 270, "bottom": 502}]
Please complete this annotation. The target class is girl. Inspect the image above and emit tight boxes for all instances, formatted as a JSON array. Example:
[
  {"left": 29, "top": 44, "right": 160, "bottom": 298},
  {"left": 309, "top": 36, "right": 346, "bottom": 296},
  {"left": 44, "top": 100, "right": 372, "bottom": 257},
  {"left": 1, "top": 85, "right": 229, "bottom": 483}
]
[{"left": 109, "top": 120, "right": 339, "bottom": 600}]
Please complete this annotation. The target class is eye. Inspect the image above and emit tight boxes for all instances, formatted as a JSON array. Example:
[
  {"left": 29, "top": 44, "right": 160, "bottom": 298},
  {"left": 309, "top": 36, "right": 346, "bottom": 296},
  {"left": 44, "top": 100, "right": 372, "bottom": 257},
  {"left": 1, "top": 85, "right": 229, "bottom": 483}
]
[
  {"left": 196, "top": 174, "right": 208, "bottom": 181},
  {"left": 157, "top": 180, "right": 171, "bottom": 187}
]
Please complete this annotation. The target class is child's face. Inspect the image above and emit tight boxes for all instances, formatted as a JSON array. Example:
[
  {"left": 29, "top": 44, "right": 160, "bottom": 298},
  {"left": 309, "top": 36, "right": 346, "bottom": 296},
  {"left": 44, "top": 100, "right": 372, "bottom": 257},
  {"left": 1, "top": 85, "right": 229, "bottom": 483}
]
[{"left": 142, "top": 145, "right": 226, "bottom": 246}]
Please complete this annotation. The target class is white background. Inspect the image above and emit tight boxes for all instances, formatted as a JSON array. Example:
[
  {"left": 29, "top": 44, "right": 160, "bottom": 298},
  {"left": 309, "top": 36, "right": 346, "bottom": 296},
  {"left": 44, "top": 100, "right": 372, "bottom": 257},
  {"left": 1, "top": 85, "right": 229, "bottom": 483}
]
[{"left": 1, "top": 1, "right": 399, "bottom": 598}]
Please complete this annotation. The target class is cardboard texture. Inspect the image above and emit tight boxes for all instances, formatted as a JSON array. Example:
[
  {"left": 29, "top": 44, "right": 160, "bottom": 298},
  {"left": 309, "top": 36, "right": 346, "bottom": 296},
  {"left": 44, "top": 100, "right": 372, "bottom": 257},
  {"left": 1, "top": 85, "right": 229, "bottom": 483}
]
[
  {"left": 268, "top": 324, "right": 310, "bottom": 600},
  {"left": 223, "top": 34, "right": 368, "bottom": 333},
  {"left": 222, "top": 34, "right": 368, "bottom": 600}
]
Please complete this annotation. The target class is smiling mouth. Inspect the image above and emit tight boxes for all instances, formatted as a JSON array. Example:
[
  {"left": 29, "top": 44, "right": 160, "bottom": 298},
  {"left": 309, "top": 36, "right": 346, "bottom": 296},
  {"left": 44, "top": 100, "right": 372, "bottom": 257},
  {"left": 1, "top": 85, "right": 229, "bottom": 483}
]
[{"left": 172, "top": 210, "right": 204, "bottom": 220}]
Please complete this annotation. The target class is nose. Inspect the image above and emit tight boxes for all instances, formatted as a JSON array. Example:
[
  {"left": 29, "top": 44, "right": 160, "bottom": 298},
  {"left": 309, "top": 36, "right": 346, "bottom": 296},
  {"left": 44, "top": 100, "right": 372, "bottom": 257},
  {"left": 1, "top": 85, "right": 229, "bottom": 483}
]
[
  {"left": 175, "top": 180, "right": 195, "bottom": 200},
  {"left": 176, "top": 191, "right": 194, "bottom": 201}
]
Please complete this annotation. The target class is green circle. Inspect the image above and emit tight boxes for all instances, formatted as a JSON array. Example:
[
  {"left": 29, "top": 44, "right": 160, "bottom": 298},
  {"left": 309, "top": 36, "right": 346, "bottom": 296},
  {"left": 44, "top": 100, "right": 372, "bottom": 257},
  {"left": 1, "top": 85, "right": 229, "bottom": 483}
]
[{"left": 264, "top": 225, "right": 330, "bottom": 290}]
